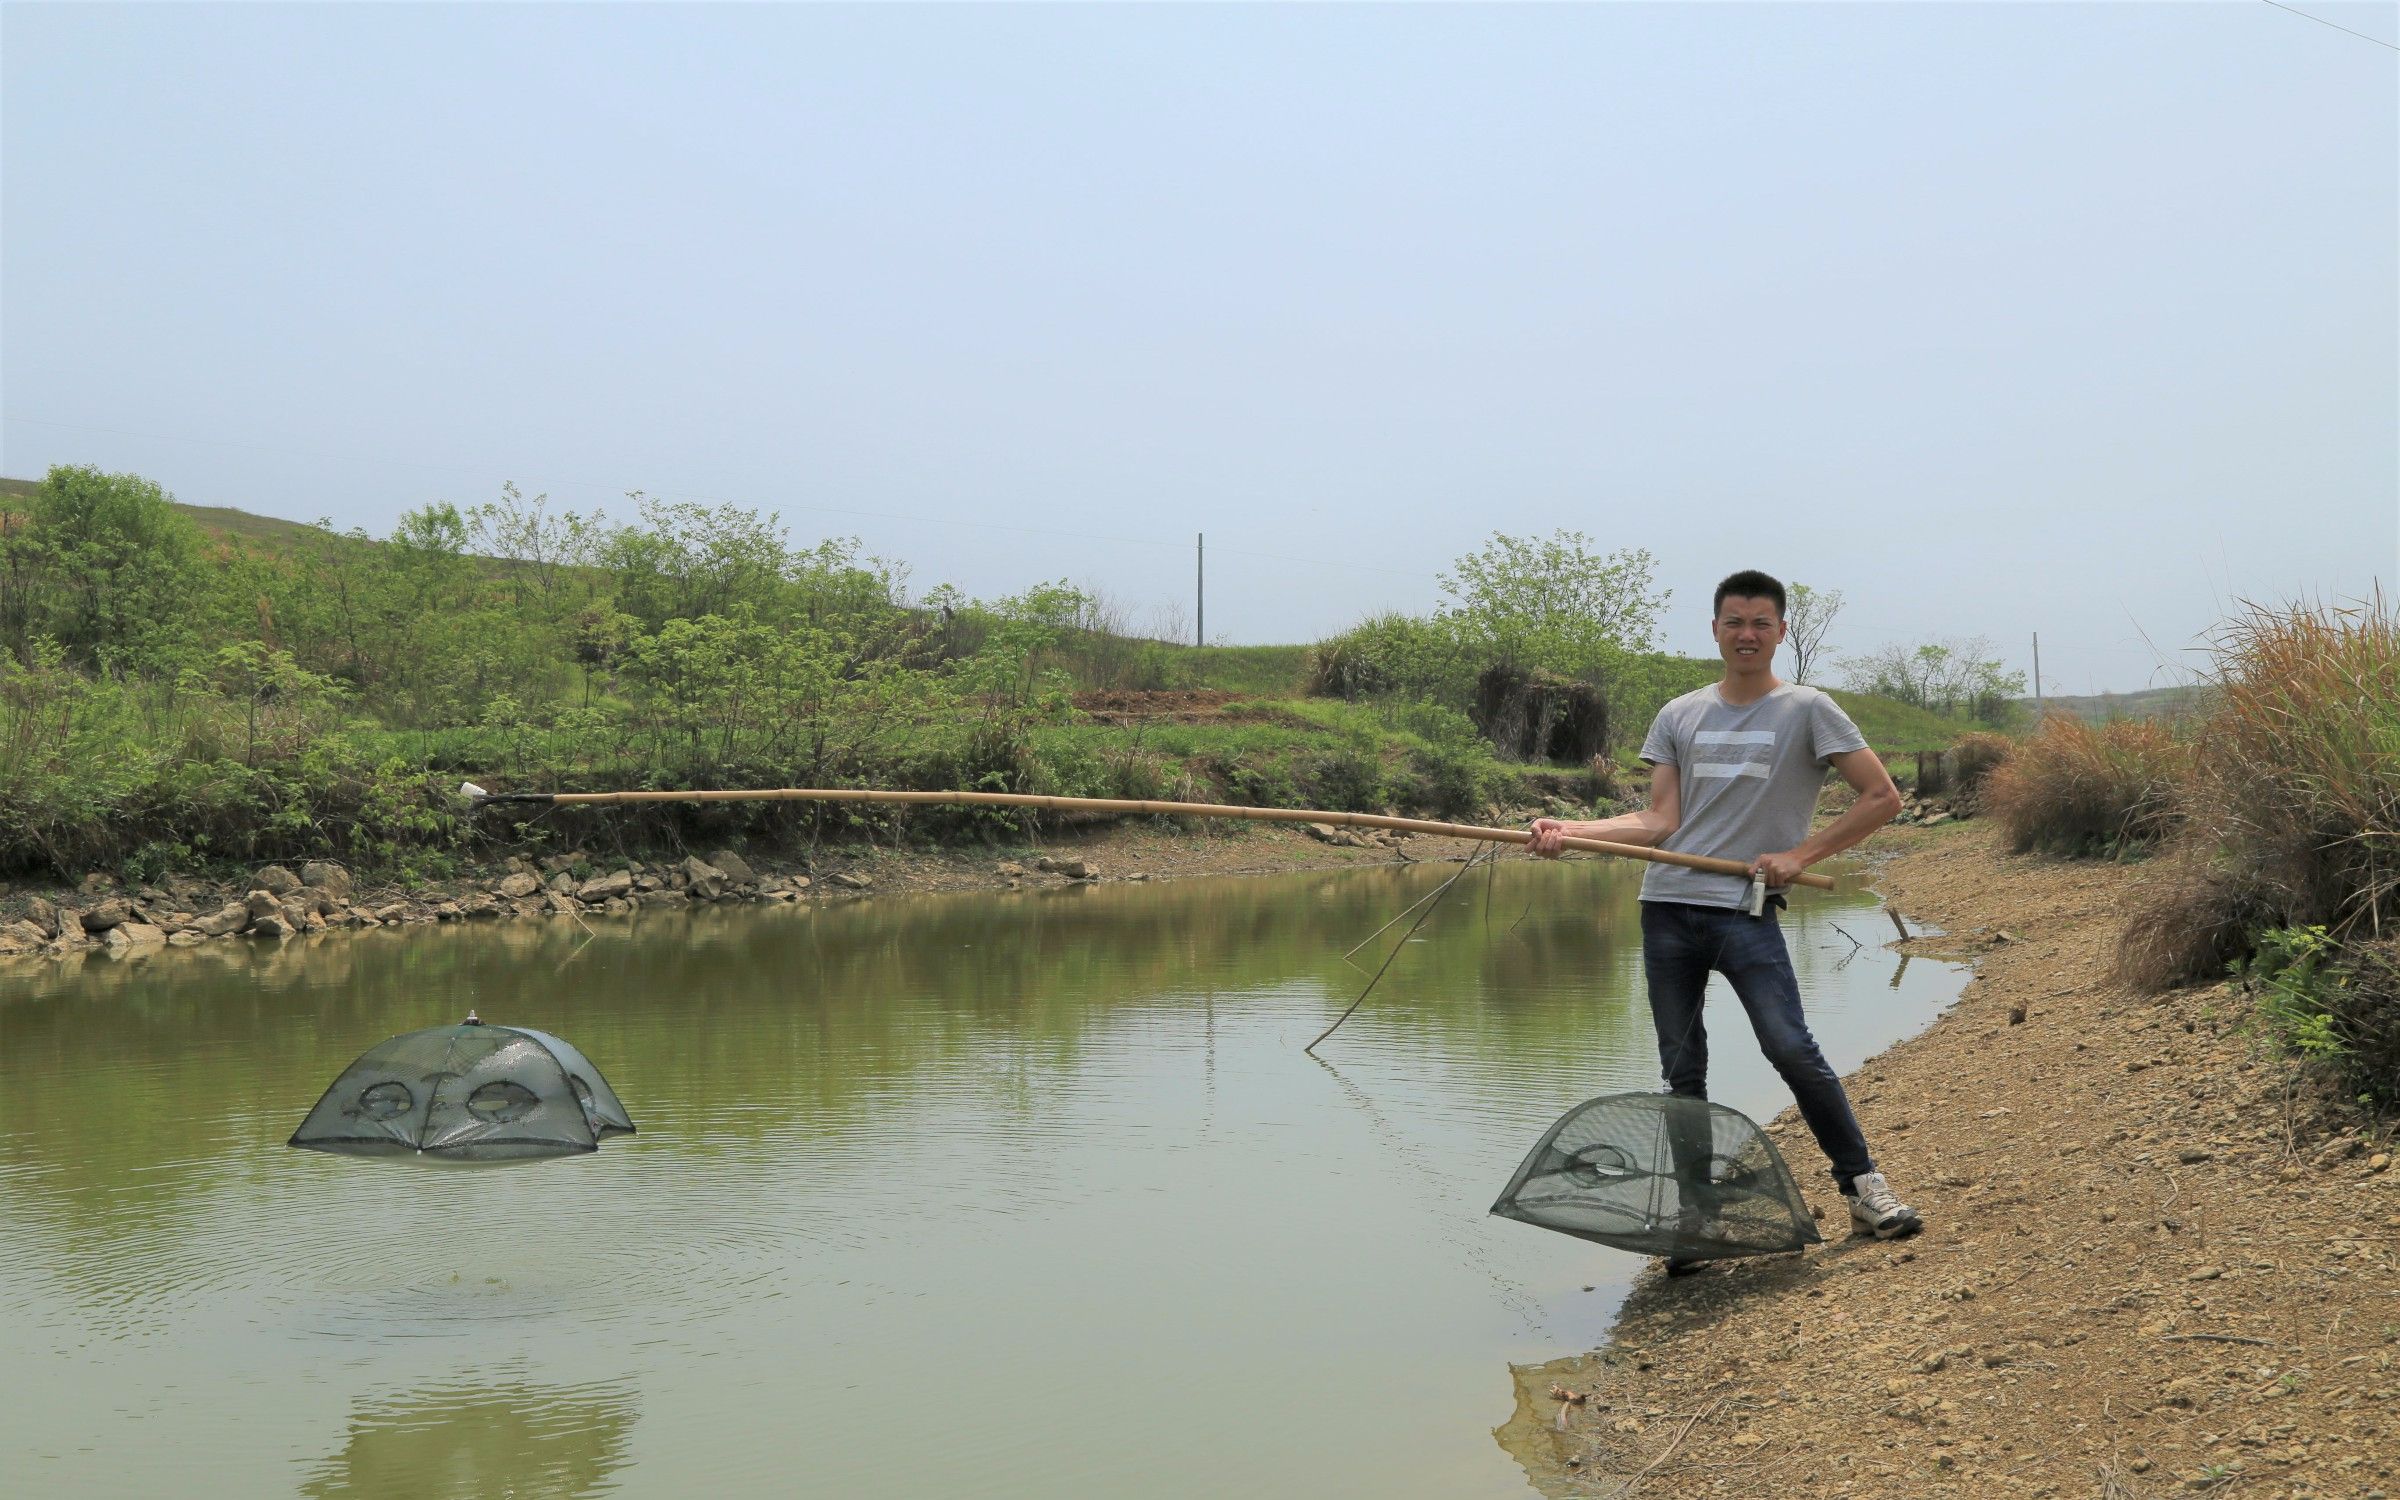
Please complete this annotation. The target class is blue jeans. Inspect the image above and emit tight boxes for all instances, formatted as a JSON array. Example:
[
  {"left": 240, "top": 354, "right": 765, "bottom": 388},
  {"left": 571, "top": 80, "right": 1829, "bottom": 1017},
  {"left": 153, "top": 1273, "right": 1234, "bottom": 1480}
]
[{"left": 1639, "top": 899, "right": 1876, "bottom": 1191}]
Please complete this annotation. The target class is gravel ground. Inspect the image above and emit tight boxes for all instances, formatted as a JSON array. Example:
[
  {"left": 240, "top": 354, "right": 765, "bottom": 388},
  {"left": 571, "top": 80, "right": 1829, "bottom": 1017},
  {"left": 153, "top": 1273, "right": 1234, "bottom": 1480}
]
[{"left": 1503, "top": 822, "right": 2398, "bottom": 1499}]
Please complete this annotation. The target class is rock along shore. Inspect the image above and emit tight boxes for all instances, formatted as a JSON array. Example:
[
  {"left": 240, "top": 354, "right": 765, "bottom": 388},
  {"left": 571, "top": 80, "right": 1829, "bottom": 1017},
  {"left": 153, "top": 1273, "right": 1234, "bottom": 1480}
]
[
  {"left": 0, "top": 819, "right": 1478, "bottom": 966},
  {"left": 1500, "top": 823, "right": 2397, "bottom": 1499}
]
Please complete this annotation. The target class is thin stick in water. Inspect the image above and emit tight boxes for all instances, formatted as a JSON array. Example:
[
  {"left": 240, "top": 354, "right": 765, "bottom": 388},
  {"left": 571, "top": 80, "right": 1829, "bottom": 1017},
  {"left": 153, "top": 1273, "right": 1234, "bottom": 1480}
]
[
  {"left": 1341, "top": 877, "right": 1454, "bottom": 963},
  {"left": 1306, "top": 847, "right": 1489, "bottom": 1055}
]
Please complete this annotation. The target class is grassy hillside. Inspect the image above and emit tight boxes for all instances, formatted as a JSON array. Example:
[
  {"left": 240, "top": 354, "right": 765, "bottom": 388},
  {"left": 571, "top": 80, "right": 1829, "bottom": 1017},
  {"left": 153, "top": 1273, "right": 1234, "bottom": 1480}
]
[
  {"left": 0, "top": 467, "right": 1996, "bottom": 879},
  {"left": 2020, "top": 684, "right": 2205, "bottom": 723},
  {"left": 4, "top": 472, "right": 1987, "bottom": 755},
  {"left": 1173, "top": 644, "right": 1313, "bottom": 695},
  {"left": 1828, "top": 688, "right": 1989, "bottom": 754},
  {"left": 2, "top": 475, "right": 323, "bottom": 546},
  {"left": 1175, "top": 643, "right": 1977, "bottom": 754}
]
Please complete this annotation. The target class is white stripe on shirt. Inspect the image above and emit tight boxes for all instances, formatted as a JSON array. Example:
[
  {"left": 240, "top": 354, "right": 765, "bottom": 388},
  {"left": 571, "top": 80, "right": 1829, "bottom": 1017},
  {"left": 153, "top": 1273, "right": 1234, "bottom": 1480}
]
[
  {"left": 1694, "top": 730, "right": 1777, "bottom": 745},
  {"left": 1691, "top": 762, "right": 1772, "bottom": 779}
]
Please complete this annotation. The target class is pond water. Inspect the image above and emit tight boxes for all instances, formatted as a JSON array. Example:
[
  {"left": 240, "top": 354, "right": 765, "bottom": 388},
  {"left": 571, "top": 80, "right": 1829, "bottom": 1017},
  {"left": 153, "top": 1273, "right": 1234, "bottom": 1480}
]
[{"left": 0, "top": 857, "right": 1963, "bottom": 1498}]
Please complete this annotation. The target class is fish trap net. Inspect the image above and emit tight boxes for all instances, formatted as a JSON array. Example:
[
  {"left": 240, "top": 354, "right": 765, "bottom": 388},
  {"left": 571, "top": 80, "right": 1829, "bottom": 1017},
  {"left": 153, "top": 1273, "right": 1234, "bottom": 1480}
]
[
  {"left": 290, "top": 1022, "right": 635, "bottom": 1162},
  {"left": 1489, "top": 1093, "right": 1821, "bottom": 1262}
]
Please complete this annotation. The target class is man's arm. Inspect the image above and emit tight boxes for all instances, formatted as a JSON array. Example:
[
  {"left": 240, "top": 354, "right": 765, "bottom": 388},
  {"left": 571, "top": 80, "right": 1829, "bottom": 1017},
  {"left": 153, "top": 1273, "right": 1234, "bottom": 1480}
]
[
  {"left": 1749, "top": 747, "right": 1902, "bottom": 885},
  {"left": 1528, "top": 763, "right": 1682, "bottom": 858}
]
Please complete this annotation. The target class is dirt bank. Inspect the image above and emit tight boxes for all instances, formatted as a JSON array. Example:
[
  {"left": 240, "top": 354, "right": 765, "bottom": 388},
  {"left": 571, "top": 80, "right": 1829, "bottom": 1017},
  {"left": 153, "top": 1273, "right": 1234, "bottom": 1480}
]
[{"left": 1506, "top": 822, "right": 2398, "bottom": 1498}]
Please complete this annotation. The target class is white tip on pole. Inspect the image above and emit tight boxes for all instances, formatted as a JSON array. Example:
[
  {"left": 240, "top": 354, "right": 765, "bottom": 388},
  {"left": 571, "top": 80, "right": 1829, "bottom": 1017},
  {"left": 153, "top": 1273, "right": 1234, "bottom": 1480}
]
[{"left": 460, "top": 782, "right": 487, "bottom": 801}]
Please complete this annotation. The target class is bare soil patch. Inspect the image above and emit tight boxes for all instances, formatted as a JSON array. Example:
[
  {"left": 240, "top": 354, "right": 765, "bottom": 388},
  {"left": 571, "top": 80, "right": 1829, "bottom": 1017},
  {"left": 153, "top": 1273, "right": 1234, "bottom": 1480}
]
[
  {"left": 1070, "top": 688, "right": 1304, "bottom": 725},
  {"left": 1506, "top": 823, "right": 2399, "bottom": 1498},
  {"left": 794, "top": 817, "right": 1486, "bottom": 896}
]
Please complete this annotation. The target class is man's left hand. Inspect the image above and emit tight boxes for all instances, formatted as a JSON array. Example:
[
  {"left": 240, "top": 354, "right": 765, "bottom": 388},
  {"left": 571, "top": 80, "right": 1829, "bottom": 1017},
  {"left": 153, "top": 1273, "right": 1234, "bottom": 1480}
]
[{"left": 1750, "top": 849, "right": 1807, "bottom": 887}]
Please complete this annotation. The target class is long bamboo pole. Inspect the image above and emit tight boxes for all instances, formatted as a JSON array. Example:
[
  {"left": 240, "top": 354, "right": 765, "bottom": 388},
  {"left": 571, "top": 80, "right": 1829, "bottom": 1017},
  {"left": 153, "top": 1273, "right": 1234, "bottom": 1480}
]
[{"left": 461, "top": 784, "right": 1840, "bottom": 892}]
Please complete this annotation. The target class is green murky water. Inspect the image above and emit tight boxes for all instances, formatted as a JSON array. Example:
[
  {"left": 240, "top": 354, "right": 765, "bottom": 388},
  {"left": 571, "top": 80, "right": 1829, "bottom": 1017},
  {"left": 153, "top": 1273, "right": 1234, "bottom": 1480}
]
[{"left": 0, "top": 858, "right": 1962, "bottom": 1498}]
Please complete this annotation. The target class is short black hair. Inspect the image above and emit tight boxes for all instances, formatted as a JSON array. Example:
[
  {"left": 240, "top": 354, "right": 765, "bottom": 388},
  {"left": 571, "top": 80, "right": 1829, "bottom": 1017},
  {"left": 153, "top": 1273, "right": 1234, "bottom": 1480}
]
[{"left": 1713, "top": 570, "right": 1786, "bottom": 619}]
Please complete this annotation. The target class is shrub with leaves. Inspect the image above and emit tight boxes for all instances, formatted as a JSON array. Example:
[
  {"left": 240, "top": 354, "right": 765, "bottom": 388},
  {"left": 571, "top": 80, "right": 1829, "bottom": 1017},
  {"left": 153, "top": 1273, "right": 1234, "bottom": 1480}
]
[
  {"left": 1305, "top": 611, "right": 1469, "bottom": 703},
  {"left": 2246, "top": 926, "right": 2350, "bottom": 1060},
  {"left": 2231, "top": 926, "right": 2400, "bottom": 1109}
]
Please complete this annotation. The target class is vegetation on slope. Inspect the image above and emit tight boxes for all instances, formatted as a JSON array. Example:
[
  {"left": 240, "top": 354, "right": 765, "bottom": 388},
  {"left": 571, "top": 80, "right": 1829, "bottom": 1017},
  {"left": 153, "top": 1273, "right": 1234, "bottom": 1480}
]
[{"left": 0, "top": 465, "right": 1977, "bottom": 887}]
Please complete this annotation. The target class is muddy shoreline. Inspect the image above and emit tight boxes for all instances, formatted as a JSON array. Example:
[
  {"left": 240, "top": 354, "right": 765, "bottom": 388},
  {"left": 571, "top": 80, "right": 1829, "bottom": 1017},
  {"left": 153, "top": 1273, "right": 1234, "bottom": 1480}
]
[{"left": 1502, "top": 823, "right": 2397, "bottom": 1497}]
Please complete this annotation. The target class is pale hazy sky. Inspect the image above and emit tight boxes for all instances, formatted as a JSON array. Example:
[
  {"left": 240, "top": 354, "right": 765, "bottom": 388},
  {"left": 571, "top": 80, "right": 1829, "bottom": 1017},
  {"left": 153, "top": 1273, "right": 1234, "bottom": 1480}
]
[{"left": 4, "top": 2, "right": 2394, "bottom": 694}]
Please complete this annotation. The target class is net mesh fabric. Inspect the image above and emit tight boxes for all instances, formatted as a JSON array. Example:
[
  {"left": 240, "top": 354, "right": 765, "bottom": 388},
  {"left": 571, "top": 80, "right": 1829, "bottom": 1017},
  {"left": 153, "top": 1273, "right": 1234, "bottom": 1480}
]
[
  {"left": 289, "top": 1024, "right": 636, "bottom": 1161},
  {"left": 1489, "top": 1093, "right": 1821, "bottom": 1262}
]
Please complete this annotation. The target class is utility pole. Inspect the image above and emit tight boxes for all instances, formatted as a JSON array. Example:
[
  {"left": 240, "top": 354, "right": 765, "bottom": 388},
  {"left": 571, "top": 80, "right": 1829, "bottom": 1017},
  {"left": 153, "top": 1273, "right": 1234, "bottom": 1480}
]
[
  {"left": 1196, "top": 533, "right": 1204, "bottom": 648},
  {"left": 2032, "top": 633, "right": 2043, "bottom": 718}
]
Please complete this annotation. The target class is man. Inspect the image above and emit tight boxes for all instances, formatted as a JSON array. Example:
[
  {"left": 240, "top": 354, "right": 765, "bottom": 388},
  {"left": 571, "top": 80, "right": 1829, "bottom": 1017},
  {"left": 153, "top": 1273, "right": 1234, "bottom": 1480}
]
[{"left": 1529, "top": 569, "right": 1921, "bottom": 1248}]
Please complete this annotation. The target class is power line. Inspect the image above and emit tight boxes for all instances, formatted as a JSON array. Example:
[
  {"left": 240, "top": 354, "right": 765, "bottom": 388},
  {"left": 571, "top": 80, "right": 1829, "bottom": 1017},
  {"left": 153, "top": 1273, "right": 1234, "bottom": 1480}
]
[{"left": 2257, "top": 0, "right": 2400, "bottom": 51}]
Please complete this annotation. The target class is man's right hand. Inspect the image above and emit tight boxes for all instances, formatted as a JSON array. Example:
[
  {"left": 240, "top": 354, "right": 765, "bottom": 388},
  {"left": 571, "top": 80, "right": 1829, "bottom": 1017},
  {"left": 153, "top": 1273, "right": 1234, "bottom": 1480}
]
[{"left": 1529, "top": 817, "right": 1571, "bottom": 858}]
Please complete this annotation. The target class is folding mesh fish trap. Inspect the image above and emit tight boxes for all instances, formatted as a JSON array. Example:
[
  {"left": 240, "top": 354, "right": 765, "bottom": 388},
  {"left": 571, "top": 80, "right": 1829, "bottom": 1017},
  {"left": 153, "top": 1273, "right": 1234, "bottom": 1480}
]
[
  {"left": 290, "top": 1021, "right": 635, "bottom": 1162},
  {"left": 1489, "top": 1093, "right": 1821, "bottom": 1262}
]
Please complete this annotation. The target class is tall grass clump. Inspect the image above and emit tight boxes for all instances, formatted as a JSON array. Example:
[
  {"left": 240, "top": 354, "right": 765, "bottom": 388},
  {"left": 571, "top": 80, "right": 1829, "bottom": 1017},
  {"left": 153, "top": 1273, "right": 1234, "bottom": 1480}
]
[
  {"left": 2118, "top": 601, "right": 2400, "bottom": 1101},
  {"left": 2122, "top": 602, "right": 2400, "bottom": 980},
  {"left": 1982, "top": 714, "right": 2186, "bottom": 857}
]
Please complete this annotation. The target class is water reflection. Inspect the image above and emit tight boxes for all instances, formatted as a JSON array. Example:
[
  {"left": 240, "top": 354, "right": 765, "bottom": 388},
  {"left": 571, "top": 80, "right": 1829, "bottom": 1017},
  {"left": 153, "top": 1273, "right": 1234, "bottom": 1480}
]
[
  {"left": 0, "top": 858, "right": 1960, "bottom": 1500},
  {"left": 300, "top": 1376, "right": 637, "bottom": 1498}
]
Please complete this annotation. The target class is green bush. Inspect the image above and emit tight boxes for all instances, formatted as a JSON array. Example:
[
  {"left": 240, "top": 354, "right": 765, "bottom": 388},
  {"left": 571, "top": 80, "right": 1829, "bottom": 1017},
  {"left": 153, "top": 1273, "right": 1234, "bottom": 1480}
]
[
  {"left": 2246, "top": 926, "right": 2350, "bottom": 1061},
  {"left": 1305, "top": 611, "right": 1468, "bottom": 703},
  {"left": 1404, "top": 742, "right": 1496, "bottom": 817},
  {"left": 1223, "top": 758, "right": 1303, "bottom": 810},
  {"left": 2234, "top": 926, "right": 2400, "bottom": 1109},
  {"left": 1305, "top": 736, "right": 1388, "bottom": 812}
]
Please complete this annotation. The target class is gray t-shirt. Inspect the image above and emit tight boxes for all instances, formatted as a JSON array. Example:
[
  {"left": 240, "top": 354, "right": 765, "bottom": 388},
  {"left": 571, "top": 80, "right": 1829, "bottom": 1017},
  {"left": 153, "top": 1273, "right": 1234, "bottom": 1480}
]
[{"left": 1636, "top": 682, "right": 1868, "bottom": 908}]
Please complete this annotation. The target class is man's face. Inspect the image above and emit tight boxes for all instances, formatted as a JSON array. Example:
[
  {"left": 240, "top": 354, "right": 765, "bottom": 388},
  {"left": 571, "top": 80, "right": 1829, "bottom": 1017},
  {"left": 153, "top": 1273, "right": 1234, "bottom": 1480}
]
[{"left": 1713, "top": 595, "right": 1786, "bottom": 670}]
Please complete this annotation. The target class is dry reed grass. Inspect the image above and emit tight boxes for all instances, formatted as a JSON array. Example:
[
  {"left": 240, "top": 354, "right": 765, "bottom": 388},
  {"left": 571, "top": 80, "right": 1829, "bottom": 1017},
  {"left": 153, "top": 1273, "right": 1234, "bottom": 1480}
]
[
  {"left": 2116, "top": 600, "right": 2400, "bottom": 1095},
  {"left": 1983, "top": 714, "right": 2186, "bottom": 857},
  {"left": 2187, "top": 602, "right": 2400, "bottom": 935}
]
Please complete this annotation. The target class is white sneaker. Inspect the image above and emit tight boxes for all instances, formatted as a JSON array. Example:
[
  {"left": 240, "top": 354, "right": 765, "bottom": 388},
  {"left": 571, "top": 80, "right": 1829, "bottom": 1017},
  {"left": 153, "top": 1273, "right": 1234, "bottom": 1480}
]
[{"left": 1846, "top": 1172, "right": 1922, "bottom": 1240}]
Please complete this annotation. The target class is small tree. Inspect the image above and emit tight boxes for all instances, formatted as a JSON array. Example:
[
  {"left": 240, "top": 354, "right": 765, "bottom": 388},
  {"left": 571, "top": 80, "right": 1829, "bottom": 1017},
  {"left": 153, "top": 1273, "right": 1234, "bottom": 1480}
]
[
  {"left": 1841, "top": 636, "right": 2024, "bottom": 720},
  {"left": 466, "top": 481, "right": 609, "bottom": 620},
  {"left": 1784, "top": 582, "right": 1844, "bottom": 683},
  {"left": 602, "top": 492, "right": 791, "bottom": 631},
  {"left": 3, "top": 465, "right": 206, "bottom": 674},
  {"left": 185, "top": 641, "right": 352, "bottom": 765},
  {"left": 1436, "top": 531, "right": 1668, "bottom": 677}
]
